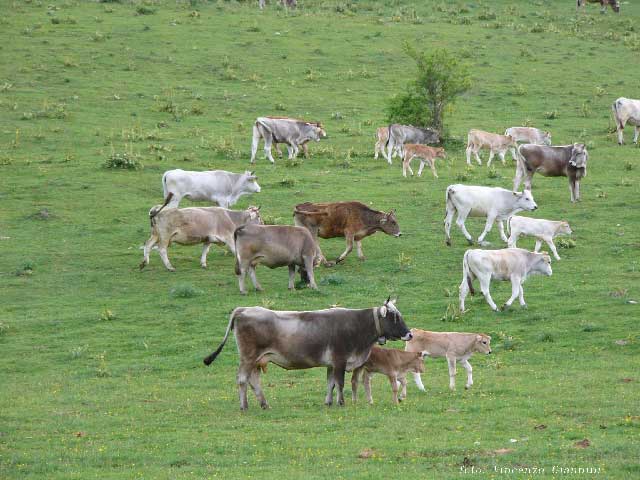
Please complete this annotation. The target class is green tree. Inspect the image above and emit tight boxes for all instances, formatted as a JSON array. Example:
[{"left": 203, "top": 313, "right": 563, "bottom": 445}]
[{"left": 387, "top": 42, "right": 472, "bottom": 134}]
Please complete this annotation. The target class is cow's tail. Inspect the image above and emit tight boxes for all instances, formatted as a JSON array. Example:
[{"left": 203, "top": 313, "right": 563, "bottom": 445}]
[
  {"left": 203, "top": 309, "right": 237, "bottom": 366},
  {"left": 445, "top": 185, "right": 455, "bottom": 217},
  {"left": 233, "top": 226, "right": 246, "bottom": 275},
  {"left": 149, "top": 192, "right": 174, "bottom": 227},
  {"left": 162, "top": 171, "right": 169, "bottom": 199},
  {"left": 462, "top": 250, "right": 475, "bottom": 296},
  {"left": 506, "top": 215, "right": 513, "bottom": 237},
  {"left": 612, "top": 99, "right": 624, "bottom": 131}
]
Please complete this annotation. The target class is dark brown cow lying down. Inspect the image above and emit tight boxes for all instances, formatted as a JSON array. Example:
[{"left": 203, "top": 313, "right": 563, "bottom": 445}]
[
  {"left": 203, "top": 298, "right": 413, "bottom": 410},
  {"left": 514, "top": 143, "right": 588, "bottom": 202},
  {"left": 293, "top": 201, "right": 401, "bottom": 265}
]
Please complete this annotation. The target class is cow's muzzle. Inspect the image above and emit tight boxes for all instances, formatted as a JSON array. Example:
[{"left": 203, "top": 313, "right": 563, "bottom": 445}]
[
  {"left": 394, "top": 232, "right": 402, "bottom": 237},
  {"left": 401, "top": 332, "right": 413, "bottom": 341}
]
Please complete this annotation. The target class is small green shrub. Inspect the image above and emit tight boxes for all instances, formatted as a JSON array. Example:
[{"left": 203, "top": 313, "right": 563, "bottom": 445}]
[
  {"left": 15, "top": 260, "right": 34, "bottom": 276},
  {"left": 279, "top": 177, "right": 296, "bottom": 188},
  {"left": 105, "top": 151, "right": 143, "bottom": 170},
  {"left": 320, "top": 274, "right": 346, "bottom": 286},
  {"left": 99, "top": 309, "right": 116, "bottom": 321},
  {"left": 136, "top": 6, "right": 155, "bottom": 15},
  {"left": 537, "top": 332, "right": 554, "bottom": 343},
  {"left": 170, "top": 283, "right": 202, "bottom": 299},
  {"left": 0, "top": 321, "right": 9, "bottom": 336},
  {"left": 557, "top": 238, "right": 576, "bottom": 249}
]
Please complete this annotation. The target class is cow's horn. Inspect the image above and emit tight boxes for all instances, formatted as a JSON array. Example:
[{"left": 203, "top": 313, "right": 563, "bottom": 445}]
[{"left": 385, "top": 295, "right": 391, "bottom": 304}]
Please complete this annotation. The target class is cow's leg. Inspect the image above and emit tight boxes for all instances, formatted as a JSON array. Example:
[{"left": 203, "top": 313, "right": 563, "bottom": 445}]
[
  {"left": 446, "top": 355, "right": 457, "bottom": 390},
  {"left": 473, "top": 148, "right": 482, "bottom": 166},
  {"left": 444, "top": 203, "right": 456, "bottom": 246},
  {"left": 263, "top": 134, "right": 276, "bottom": 164},
  {"left": 461, "top": 359, "right": 473, "bottom": 389},
  {"left": 519, "top": 280, "right": 526, "bottom": 307},
  {"left": 534, "top": 238, "right": 543, "bottom": 252},
  {"left": 402, "top": 154, "right": 413, "bottom": 177},
  {"left": 302, "top": 143, "right": 309, "bottom": 159},
  {"left": 374, "top": 139, "right": 381, "bottom": 159},
  {"left": 503, "top": 276, "right": 521, "bottom": 309},
  {"left": 248, "top": 368, "right": 269, "bottom": 409},
  {"left": 303, "top": 256, "right": 318, "bottom": 289},
  {"left": 545, "top": 237, "right": 561, "bottom": 261},
  {"left": 356, "top": 240, "right": 365, "bottom": 261},
  {"left": 456, "top": 210, "right": 475, "bottom": 245},
  {"left": 427, "top": 159, "right": 438, "bottom": 178},
  {"left": 158, "top": 242, "right": 175, "bottom": 272},
  {"left": 336, "top": 234, "right": 354, "bottom": 263},
  {"left": 325, "top": 367, "right": 335, "bottom": 406},
  {"left": 634, "top": 126, "right": 639, "bottom": 144},
  {"left": 574, "top": 180, "right": 581, "bottom": 202},
  {"left": 508, "top": 230, "right": 519, "bottom": 248},
  {"left": 487, "top": 150, "right": 495, "bottom": 167},
  {"left": 274, "top": 143, "right": 284, "bottom": 158},
  {"left": 249, "top": 265, "right": 262, "bottom": 292},
  {"left": 399, "top": 376, "right": 408, "bottom": 400},
  {"left": 250, "top": 125, "right": 261, "bottom": 164},
  {"left": 412, "top": 371, "right": 426, "bottom": 392},
  {"left": 497, "top": 220, "right": 508, "bottom": 243},
  {"left": 237, "top": 362, "right": 253, "bottom": 411},
  {"left": 287, "top": 264, "right": 296, "bottom": 290},
  {"left": 351, "top": 369, "right": 361, "bottom": 403},
  {"left": 465, "top": 145, "right": 472, "bottom": 165},
  {"left": 417, "top": 159, "right": 426, "bottom": 177},
  {"left": 479, "top": 274, "right": 498, "bottom": 311},
  {"left": 459, "top": 273, "right": 470, "bottom": 312},
  {"left": 617, "top": 120, "right": 625, "bottom": 145},
  {"left": 388, "top": 374, "right": 400, "bottom": 404},
  {"left": 140, "top": 232, "right": 159, "bottom": 269},
  {"left": 524, "top": 172, "right": 534, "bottom": 191},
  {"left": 237, "top": 261, "right": 248, "bottom": 295},
  {"left": 200, "top": 242, "right": 212, "bottom": 268},
  {"left": 386, "top": 138, "right": 394, "bottom": 164},
  {"left": 477, "top": 214, "right": 497, "bottom": 245},
  {"left": 499, "top": 150, "right": 507, "bottom": 166},
  {"left": 364, "top": 372, "right": 374, "bottom": 404},
  {"left": 289, "top": 143, "right": 299, "bottom": 159},
  {"left": 513, "top": 161, "right": 524, "bottom": 191},
  {"left": 510, "top": 148, "right": 518, "bottom": 163},
  {"left": 335, "top": 364, "right": 347, "bottom": 406}
]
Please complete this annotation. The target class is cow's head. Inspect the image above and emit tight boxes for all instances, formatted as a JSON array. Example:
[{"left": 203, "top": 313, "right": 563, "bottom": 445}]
[
  {"left": 377, "top": 297, "right": 412, "bottom": 343},
  {"left": 435, "top": 147, "right": 447, "bottom": 159},
  {"left": 246, "top": 205, "right": 263, "bottom": 225},
  {"left": 380, "top": 209, "right": 401, "bottom": 237},
  {"left": 513, "top": 189, "right": 538, "bottom": 211},
  {"left": 473, "top": 334, "right": 492, "bottom": 354},
  {"left": 315, "top": 123, "right": 327, "bottom": 140},
  {"left": 542, "top": 131, "right": 552, "bottom": 146},
  {"left": 611, "top": 0, "right": 620, "bottom": 13},
  {"left": 557, "top": 220, "right": 572, "bottom": 236},
  {"left": 242, "top": 171, "right": 261, "bottom": 193},
  {"left": 569, "top": 144, "right": 588, "bottom": 170},
  {"left": 506, "top": 134, "right": 518, "bottom": 147},
  {"left": 531, "top": 252, "right": 553, "bottom": 276},
  {"left": 407, "top": 352, "right": 427, "bottom": 374}
]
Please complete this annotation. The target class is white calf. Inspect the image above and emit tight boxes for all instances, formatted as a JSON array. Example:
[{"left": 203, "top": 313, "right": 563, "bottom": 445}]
[{"left": 508, "top": 216, "right": 572, "bottom": 260}]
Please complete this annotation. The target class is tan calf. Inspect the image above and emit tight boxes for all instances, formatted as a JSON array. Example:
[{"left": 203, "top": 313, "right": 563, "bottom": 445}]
[
  {"left": 466, "top": 129, "right": 517, "bottom": 166},
  {"left": 405, "top": 329, "right": 491, "bottom": 391},
  {"left": 402, "top": 144, "right": 446, "bottom": 178},
  {"left": 374, "top": 126, "right": 390, "bottom": 160},
  {"left": 351, "top": 346, "right": 426, "bottom": 404}
]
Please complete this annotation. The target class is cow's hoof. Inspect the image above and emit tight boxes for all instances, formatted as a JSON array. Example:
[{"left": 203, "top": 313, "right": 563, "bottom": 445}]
[
  {"left": 479, "top": 241, "right": 491, "bottom": 247},
  {"left": 139, "top": 262, "right": 147, "bottom": 271},
  {"left": 167, "top": 268, "right": 176, "bottom": 272},
  {"left": 323, "top": 261, "right": 336, "bottom": 267},
  {"left": 239, "top": 291, "right": 248, "bottom": 296},
  {"left": 358, "top": 256, "right": 366, "bottom": 262},
  {"left": 521, "top": 304, "right": 528, "bottom": 309},
  {"left": 335, "top": 257, "right": 345, "bottom": 264},
  {"left": 501, "top": 304, "right": 510, "bottom": 311},
  {"left": 465, "top": 384, "right": 472, "bottom": 390},
  {"left": 260, "top": 402, "right": 270, "bottom": 410},
  {"left": 445, "top": 239, "right": 452, "bottom": 247},
  {"left": 201, "top": 264, "right": 207, "bottom": 269},
  {"left": 467, "top": 239, "right": 474, "bottom": 246}
]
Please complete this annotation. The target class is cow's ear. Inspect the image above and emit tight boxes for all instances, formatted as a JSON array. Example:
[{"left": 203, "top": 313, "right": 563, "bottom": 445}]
[
  {"left": 380, "top": 216, "right": 387, "bottom": 224},
  {"left": 476, "top": 335, "right": 482, "bottom": 342},
  {"left": 380, "top": 305, "right": 387, "bottom": 317},
  {"left": 513, "top": 191, "right": 518, "bottom": 196},
  {"left": 420, "top": 351, "right": 429, "bottom": 359}
]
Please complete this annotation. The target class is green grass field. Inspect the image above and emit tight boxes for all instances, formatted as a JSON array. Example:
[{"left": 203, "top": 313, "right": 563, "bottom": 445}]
[{"left": 1, "top": 0, "right": 639, "bottom": 478}]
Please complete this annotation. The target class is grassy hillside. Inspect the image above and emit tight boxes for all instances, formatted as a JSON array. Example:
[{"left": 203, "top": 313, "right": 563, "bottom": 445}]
[{"left": 1, "top": 1, "right": 639, "bottom": 478}]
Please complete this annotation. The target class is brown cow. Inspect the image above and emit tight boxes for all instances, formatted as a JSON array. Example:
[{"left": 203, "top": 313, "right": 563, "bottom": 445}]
[
  {"left": 514, "top": 143, "right": 588, "bottom": 202},
  {"left": 293, "top": 201, "right": 401, "bottom": 266},
  {"left": 234, "top": 224, "right": 318, "bottom": 294},
  {"left": 402, "top": 144, "right": 446, "bottom": 178},
  {"left": 577, "top": 0, "right": 619, "bottom": 13},
  {"left": 140, "top": 205, "right": 262, "bottom": 271},
  {"left": 351, "top": 347, "right": 426, "bottom": 404}
]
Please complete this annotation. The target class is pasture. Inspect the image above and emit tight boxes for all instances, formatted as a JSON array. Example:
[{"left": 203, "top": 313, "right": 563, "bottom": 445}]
[{"left": 1, "top": 0, "right": 639, "bottom": 478}]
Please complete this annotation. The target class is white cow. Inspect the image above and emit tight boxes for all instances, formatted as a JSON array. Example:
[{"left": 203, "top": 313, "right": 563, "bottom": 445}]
[
  {"left": 504, "top": 127, "right": 551, "bottom": 146},
  {"left": 612, "top": 97, "right": 640, "bottom": 145},
  {"left": 444, "top": 185, "right": 538, "bottom": 246},
  {"left": 507, "top": 216, "right": 572, "bottom": 260},
  {"left": 460, "top": 248, "right": 553, "bottom": 312},
  {"left": 161, "top": 169, "right": 260, "bottom": 209}
]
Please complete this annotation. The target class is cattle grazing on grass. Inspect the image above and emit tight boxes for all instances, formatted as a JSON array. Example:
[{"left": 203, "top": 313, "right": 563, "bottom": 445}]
[
  {"left": 401, "top": 144, "right": 446, "bottom": 178},
  {"left": 444, "top": 184, "right": 538, "bottom": 246},
  {"left": 374, "top": 126, "right": 395, "bottom": 161},
  {"left": 514, "top": 143, "right": 588, "bottom": 203},
  {"left": 140, "top": 206, "right": 262, "bottom": 271},
  {"left": 466, "top": 129, "right": 518, "bottom": 166},
  {"left": 504, "top": 127, "right": 552, "bottom": 146},
  {"left": 459, "top": 248, "right": 553, "bottom": 312},
  {"left": 507, "top": 216, "right": 572, "bottom": 261},
  {"left": 405, "top": 329, "right": 492, "bottom": 391},
  {"left": 160, "top": 169, "right": 261, "bottom": 209},
  {"left": 293, "top": 201, "right": 401, "bottom": 266},
  {"left": 251, "top": 117, "right": 326, "bottom": 164},
  {"left": 577, "top": 0, "right": 620, "bottom": 14},
  {"left": 351, "top": 347, "right": 426, "bottom": 404},
  {"left": 267, "top": 116, "right": 324, "bottom": 159},
  {"left": 202, "top": 298, "right": 413, "bottom": 410},
  {"left": 612, "top": 97, "right": 640, "bottom": 145},
  {"left": 259, "top": 0, "right": 297, "bottom": 9},
  {"left": 234, "top": 224, "right": 318, "bottom": 294},
  {"left": 385, "top": 124, "right": 439, "bottom": 164}
]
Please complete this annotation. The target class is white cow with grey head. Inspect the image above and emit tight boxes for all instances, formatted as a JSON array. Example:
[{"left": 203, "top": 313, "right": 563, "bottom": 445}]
[{"left": 251, "top": 117, "right": 326, "bottom": 164}]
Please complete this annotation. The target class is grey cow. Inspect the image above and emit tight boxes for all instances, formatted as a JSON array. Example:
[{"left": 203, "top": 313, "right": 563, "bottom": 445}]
[
  {"left": 202, "top": 298, "right": 413, "bottom": 410},
  {"left": 385, "top": 124, "right": 439, "bottom": 164},
  {"left": 251, "top": 117, "right": 326, "bottom": 164}
]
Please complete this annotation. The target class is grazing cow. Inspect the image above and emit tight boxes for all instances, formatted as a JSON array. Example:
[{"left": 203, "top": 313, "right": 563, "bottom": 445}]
[
  {"left": 460, "top": 248, "right": 553, "bottom": 312},
  {"left": 251, "top": 117, "right": 326, "bottom": 164},
  {"left": 268, "top": 117, "right": 324, "bottom": 159},
  {"left": 234, "top": 224, "right": 318, "bottom": 294},
  {"left": 444, "top": 185, "right": 538, "bottom": 246},
  {"left": 374, "top": 126, "right": 395, "bottom": 160},
  {"left": 259, "top": 0, "right": 296, "bottom": 8},
  {"left": 351, "top": 347, "right": 426, "bottom": 404},
  {"left": 161, "top": 169, "right": 260, "bottom": 209},
  {"left": 577, "top": 0, "right": 620, "bottom": 13},
  {"left": 466, "top": 129, "right": 518, "bottom": 166},
  {"left": 514, "top": 143, "right": 588, "bottom": 203},
  {"left": 405, "top": 329, "right": 492, "bottom": 391},
  {"left": 202, "top": 298, "right": 413, "bottom": 410},
  {"left": 612, "top": 97, "right": 640, "bottom": 145},
  {"left": 504, "top": 127, "right": 552, "bottom": 146},
  {"left": 401, "top": 144, "right": 446, "bottom": 178},
  {"left": 508, "top": 216, "right": 572, "bottom": 260},
  {"left": 140, "top": 206, "right": 262, "bottom": 271},
  {"left": 293, "top": 201, "right": 401, "bottom": 265},
  {"left": 385, "top": 124, "right": 439, "bottom": 164}
]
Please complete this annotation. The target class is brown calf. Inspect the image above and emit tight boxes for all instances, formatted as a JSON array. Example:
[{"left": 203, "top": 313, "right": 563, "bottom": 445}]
[
  {"left": 351, "top": 346, "right": 426, "bottom": 404},
  {"left": 402, "top": 144, "right": 446, "bottom": 178}
]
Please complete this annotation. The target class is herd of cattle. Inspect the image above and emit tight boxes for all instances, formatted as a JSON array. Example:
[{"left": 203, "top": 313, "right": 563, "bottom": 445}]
[{"left": 139, "top": 96, "right": 639, "bottom": 410}]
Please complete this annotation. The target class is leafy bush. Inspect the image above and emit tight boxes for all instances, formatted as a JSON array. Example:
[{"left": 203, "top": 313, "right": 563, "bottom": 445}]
[
  {"left": 320, "top": 274, "right": 346, "bottom": 286},
  {"left": 170, "top": 284, "right": 202, "bottom": 299},
  {"left": 104, "top": 151, "right": 143, "bottom": 170}
]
